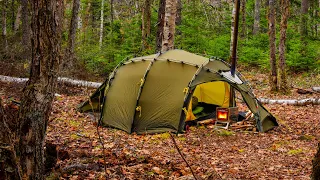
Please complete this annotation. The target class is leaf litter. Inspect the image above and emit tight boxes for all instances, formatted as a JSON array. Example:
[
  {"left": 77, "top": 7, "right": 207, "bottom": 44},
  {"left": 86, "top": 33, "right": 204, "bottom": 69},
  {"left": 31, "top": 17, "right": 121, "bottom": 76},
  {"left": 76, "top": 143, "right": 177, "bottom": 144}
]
[{"left": 0, "top": 73, "right": 319, "bottom": 179}]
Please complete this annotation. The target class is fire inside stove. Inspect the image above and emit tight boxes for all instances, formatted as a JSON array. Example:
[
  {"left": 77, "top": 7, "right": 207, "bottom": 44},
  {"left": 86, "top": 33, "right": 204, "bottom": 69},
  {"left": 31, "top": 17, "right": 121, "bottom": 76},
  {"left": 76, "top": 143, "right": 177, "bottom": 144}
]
[{"left": 216, "top": 108, "right": 229, "bottom": 121}]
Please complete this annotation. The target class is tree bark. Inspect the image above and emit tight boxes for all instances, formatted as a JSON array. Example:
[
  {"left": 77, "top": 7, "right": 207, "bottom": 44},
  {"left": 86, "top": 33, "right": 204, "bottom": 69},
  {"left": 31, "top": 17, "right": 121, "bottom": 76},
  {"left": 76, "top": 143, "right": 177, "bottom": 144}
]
[
  {"left": 312, "top": 142, "right": 320, "bottom": 180},
  {"left": 10, "top": 0, "right": 15, "bottom": 30},
  {"left": 81, "top": 1, "right": 91, "bottom": 42},
  {"left": 14, "top": 5, "right": 22, "bottom": 33},
  {"left": 161, "top": 0, "right": 177, "bottom": 52},
  {"left": 99, "top": 0, "right": 105, "bottom": 49},
  {"left": 175, "top": 0, "right": 182, "bottom": 25},
  {"left": 278, "top": 0, "right": 289, "bottom": 93},
  {"left": 259, "top": 98, "right": 320, "bottom": 105},
  {"left": 241, "top": 0, "right": 246, "bottom": 38},
  {"left": 0, "top": 99, "right": 22, "bottom": 180},
  {"left": 142, "top": 0, "right": 151, "bottom": 50},
  {"left": 253, "top": 0, "right": 261, "bottom": 35},
  {"left": 300, "top": 0, "right": 309, "bottom": 39},
  {"left": 110, "top": 0, "right": 114, "bottom": 25},
  {"left": 230, "top": 0, "right": 236, "bottom": 57},
  {"left": 21, "top": 0, "right": 30, "bottom": 47},
  {"left": 67, "top": 0, "right": 80, "bottom": 55},
  {"left": 18, "top": 0, "right": 64, "bottom": 179},
  {"left": 156, "top": 0, "right": 166, "bottom": 52},
  {"left": 268, "top": 0, "right": 277, "bottom": 91},
  {"left": 2, "top": 0, "right": 8, "bottom": 51}
]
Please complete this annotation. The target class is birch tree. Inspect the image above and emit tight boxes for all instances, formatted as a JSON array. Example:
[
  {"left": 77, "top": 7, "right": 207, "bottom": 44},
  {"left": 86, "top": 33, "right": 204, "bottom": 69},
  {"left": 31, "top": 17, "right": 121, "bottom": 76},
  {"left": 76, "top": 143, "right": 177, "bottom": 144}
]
[
  {"left": 14, "top": 5, "right": 22, "bottom": 33},
  {"left": 230, "top": 0, "right": 236, "bottom": 57},
  {"left": 99, "top": 0, "right": 105, "bottom": 49}
]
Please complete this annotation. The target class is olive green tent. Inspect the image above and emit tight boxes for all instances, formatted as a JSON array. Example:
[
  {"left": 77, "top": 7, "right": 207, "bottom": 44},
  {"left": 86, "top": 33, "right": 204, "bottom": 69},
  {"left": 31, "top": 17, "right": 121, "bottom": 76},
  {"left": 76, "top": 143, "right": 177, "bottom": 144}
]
[{"left": 79, "top": 49, "right": 278, "bottom": 134}]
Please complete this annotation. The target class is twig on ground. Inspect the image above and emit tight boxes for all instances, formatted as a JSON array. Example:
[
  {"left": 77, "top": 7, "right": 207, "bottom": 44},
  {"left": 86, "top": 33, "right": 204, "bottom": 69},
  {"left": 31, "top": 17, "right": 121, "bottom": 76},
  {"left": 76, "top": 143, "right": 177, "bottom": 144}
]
[
  {"left": 62, "top": 163, "right": 101, "bottom": 172},
  {"left": 88, "top": 97, "right": 107, "bottom": 173},
  {"left": 169, "top": 132, "right": 198, "bottom": 180}
]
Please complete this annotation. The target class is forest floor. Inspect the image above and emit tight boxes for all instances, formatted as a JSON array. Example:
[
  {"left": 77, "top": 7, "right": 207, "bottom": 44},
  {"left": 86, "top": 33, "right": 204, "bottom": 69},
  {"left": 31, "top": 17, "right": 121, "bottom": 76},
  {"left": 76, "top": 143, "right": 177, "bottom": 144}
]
[{"left": 0, "top": 70, "right": 319, "bottom": 180}]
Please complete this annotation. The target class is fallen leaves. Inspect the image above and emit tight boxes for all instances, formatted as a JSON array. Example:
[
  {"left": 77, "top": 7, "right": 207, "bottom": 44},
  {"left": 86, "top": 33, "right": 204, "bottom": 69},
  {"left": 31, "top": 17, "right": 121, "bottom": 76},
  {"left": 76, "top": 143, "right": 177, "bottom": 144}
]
[{"left": 0, "top": 74, "right": 319, "bottom": 179}]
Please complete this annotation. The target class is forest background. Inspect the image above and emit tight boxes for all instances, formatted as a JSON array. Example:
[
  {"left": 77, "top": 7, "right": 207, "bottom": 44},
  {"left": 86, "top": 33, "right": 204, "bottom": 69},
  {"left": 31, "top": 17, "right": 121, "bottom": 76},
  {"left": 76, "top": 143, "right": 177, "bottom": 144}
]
[{"left": 1, "top": 0, "right": 319, "bottom": 78}]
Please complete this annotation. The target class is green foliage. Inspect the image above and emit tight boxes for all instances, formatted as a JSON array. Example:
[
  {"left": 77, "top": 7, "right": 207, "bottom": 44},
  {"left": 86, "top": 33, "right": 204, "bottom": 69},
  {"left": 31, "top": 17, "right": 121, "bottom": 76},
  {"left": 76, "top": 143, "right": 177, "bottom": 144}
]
[
  {"left": 2, "top": 0, "right": 319, "bottom": 75},
  {"left": 287, "top": 148, "right": 303, "bottom": 155},
  {"left": 217, "top": 129, "right": 234, "bottom": 136},
  {"left": 72, "top": 0, "right": 320, "bottom": 74}
]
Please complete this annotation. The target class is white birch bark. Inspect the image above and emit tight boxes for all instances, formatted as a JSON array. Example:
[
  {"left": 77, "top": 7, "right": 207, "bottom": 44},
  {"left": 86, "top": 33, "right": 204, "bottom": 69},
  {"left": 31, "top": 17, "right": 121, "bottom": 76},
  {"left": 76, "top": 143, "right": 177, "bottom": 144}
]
[
  {"left": 0, "top": 75, "right": 102, "bottom": 88},
  {"left": 259, "top": 98, "right": 320, "bottom": 105},
  {"left": 229, "top": 0, "right": 236, "bottom": 57},
  {"left": 14, "top": 5, "right": 22, "bottom": 32},
  {"left": 99, "top": 0, "right": 105, "bottom": 49},
  {"left": 312, "top": 87, "right": 320, "bottom": 92}
]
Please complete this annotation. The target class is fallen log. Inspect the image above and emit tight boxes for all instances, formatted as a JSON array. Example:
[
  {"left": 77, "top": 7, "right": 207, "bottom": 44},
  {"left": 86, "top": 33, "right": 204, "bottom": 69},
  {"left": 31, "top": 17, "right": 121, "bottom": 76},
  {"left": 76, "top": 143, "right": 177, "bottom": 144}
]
[
  {"left": 312, "top": 87, "right": 320, "bottom": 92},
  {"left": 0, "top": 75, "right": 102, "bottom": 88},
  {"left": 259, "top": 98, "right": 320, "bottom": 105},
  {"left": 230, "top": 124, "right": 254, "bottom": 130}
]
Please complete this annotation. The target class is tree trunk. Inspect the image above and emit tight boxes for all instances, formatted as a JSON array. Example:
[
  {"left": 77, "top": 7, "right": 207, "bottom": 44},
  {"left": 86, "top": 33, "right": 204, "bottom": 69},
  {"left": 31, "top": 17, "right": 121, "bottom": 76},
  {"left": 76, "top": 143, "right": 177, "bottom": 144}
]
[
  {"left": 161, "top": 0, "right": 177, "bottom": 52},
  {"left": 67, "top": 0, "right": 80, "bottom": 55},
  {"left": 99, "top": 0, "right": 105, "bottom": 49},
  {"left": 142, "top": 0, "right": 151, "bottom": 50},
  {"left": 21, "top": 0, "right": 30, "bottom": 47},
  {"left": 300, "top": 0, "right": 309, "bottom": 39},
  {"left": 11, "top": 0, "right": 15, "bottom": 31},
  {"left": 230, "top": 0, "right": 236, "bottom": 58},
  {"left": 18, "top": 0, "right": 64, "bottom": 179},
  {"left": 156, "top": 0, "right": 166, "bottom": 52},
  {"left": 0, "top": 99, "right": 22, "bottom": 180},
  {"left": 268, "top": 0, "right": 277, "bottom": 91},
  {"left": 14, "top": 5, "right": 22, "bottom": 33},
  {"left": 312, "top": 142, "right": 320, "bottom": 180},
  {"left": 175, "top": 0, "right": 182, "bottom": 25},
  {"left": 253, "top": 0, "right": 261, "bottom": 35},
  {"left": 2, "top": 0, "right": 8, "bottom": 51},
  {"left": 110, "top": 0, "right": 114, "bottom": 25},
  {"left": 278, "top": 0, "right": 289, "bottom": 93},
  {"left": 241, "top": 0, "right": 246, "bottom": 38},
  {"left": 81, "top": 1, "right": 91, "bottom": 42}
]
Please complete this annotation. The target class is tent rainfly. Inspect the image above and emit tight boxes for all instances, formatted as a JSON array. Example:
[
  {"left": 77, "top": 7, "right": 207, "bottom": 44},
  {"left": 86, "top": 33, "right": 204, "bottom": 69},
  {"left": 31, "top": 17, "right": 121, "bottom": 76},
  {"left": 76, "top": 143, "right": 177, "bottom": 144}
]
[{"left": 79, "top": 49, "right": 278, "bottom": 134}]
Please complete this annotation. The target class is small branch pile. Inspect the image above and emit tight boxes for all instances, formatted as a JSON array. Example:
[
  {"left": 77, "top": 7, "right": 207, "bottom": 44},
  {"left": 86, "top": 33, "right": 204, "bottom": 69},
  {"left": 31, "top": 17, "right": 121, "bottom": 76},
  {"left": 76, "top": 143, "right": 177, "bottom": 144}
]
[{"left": 230, "top": 111, "right": 257, "bottom": 131}]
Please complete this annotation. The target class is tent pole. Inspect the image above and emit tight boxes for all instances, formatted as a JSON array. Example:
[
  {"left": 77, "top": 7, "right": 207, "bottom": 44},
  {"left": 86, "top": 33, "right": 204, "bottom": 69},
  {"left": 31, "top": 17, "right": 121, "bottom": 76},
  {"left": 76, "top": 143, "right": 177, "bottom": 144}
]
[{"left": 229, "top": 0, "right": 240, "bottom": 107}]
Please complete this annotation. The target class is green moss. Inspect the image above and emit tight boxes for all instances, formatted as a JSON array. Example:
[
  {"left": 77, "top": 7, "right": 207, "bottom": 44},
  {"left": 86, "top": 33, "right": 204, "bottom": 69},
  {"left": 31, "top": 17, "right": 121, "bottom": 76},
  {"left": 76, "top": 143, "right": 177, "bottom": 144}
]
[
  {"left": 299, "top": 134, "right": 315, "bottom": 141},
  {"left": 287, "top": 149, "right": 303, "bottom": 155},
  {"left": 178, "top": 137, "right": 186, "bottom": 141},
  {"left": 217, "top": 129, "right": 234, "bottom": 136}
]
